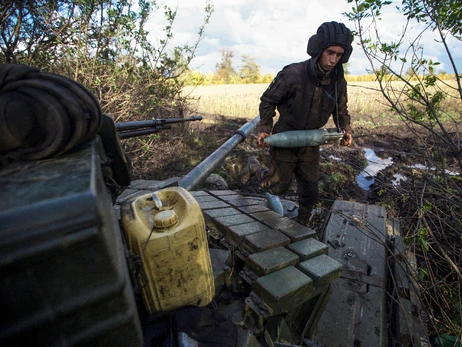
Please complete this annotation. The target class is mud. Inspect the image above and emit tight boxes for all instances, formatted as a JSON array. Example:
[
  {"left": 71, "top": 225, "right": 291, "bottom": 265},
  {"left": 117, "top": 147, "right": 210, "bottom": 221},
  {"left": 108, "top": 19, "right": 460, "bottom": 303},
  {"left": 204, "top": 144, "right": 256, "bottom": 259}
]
[{"left": 126, "top": 115, "right": 457, "bottom": 219}]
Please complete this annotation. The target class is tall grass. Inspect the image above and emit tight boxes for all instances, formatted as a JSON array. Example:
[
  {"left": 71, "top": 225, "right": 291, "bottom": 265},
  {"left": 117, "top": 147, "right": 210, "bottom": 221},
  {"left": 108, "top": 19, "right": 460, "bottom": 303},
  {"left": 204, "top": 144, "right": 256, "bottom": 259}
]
[
  {"left": 184, "top": 82, "right": 399, "bottom": 128},
  {"left": 184, "top": 81, "right": 460, "bottom": 128},
  {"left": 183, "top": 84, "right": 267, "bottom": 120}
]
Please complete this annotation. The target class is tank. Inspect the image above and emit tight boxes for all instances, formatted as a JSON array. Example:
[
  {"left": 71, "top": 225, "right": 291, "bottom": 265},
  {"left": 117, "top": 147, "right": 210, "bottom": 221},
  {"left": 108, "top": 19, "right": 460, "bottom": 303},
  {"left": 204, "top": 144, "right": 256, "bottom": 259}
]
[
  {"left": 0, "top": 69, "right": 428, "bottom": 346},
  {"left": 120, "top": 187, "right": 215, "bottom": 313}
]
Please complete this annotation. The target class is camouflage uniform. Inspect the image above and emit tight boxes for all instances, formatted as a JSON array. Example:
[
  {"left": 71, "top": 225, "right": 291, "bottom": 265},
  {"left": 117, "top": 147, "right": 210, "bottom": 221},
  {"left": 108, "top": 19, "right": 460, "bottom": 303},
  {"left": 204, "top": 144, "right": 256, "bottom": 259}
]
[{"left": 255, "top": 59, "right": 352, "bottom": 221}]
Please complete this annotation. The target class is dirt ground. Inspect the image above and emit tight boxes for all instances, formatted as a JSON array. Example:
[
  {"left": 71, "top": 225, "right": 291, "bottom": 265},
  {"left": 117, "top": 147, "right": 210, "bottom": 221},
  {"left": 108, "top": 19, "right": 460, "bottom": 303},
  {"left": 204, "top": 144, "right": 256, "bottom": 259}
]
[{"left": 126, "top": 114, "right": 430, "bottom": 217}]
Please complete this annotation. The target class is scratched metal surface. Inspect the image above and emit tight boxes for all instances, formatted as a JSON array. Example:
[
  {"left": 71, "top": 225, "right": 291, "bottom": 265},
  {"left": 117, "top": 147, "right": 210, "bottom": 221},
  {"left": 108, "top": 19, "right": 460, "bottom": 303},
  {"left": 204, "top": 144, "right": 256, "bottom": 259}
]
[{"left": 314, "top": 200, "right": 388, "bottom": 347}]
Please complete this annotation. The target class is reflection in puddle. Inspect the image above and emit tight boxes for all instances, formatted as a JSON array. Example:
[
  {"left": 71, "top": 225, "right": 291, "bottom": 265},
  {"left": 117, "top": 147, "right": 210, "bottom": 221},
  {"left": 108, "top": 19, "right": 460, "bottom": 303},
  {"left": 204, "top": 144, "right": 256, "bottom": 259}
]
[
  {"left": 392, "top": 165, "right": 459, "bottom": 187},
  {"left": 410, "top": 164, "right": 458, "bottom": 176},
  {"left": 329, "top": 155, "right": 341, "bottom": 162},
  {"left": 356, "top": 148, "right": 393, "bottom": 191},
  {"left": 352, "top": 148, "right": 459, "bottom": 191}
]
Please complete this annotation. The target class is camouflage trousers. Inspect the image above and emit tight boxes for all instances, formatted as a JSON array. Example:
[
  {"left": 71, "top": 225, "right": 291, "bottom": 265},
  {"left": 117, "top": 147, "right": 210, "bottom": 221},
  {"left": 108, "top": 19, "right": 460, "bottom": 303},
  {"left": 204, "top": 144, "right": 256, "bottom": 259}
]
[{"left": 254, "top": 147, "right": 320, "bottom": 219}]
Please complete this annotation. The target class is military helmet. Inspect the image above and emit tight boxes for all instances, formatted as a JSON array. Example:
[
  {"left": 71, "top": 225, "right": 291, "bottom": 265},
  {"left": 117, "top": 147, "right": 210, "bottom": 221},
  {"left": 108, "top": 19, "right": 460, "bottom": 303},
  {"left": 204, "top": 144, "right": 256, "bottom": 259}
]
[{"left": 307, "top": 21, "right": 353, "bottom": 63}]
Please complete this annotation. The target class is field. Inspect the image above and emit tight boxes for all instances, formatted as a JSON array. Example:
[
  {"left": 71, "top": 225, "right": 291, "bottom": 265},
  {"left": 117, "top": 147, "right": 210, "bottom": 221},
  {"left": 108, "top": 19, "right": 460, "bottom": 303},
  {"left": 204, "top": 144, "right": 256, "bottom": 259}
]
[
  {"left": 176, "top": 82, "right": 402, "bottom": 200},
  {"left": 137, "top": 80, "right": 460, "bottom": 195},
  {"left": 130, "top": 80, "right": 459, "bottom": 215},
  {"left": 183, "top": 80, "right": 460, "bottom": 127},
  {"left": 183, "top": 82, "right": 398, "bottom": 126}
]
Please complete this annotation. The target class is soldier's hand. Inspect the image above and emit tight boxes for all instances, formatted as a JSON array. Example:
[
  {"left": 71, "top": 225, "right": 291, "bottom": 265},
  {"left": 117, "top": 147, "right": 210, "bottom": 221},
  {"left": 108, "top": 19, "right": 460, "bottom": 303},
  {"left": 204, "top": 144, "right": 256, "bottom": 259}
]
[
  {"left": 340, "top": 130, "right": 352, "bottom": 146},
  {"left": 256, "top": 132, "right": 270, "bottom": 148}
]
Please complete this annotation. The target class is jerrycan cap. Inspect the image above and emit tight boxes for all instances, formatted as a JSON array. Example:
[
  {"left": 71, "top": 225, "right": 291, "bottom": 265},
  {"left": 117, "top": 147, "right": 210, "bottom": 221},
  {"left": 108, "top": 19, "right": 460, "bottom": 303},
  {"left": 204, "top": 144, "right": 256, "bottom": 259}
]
[{"left": 153, "top": 209, "right": 178, "bottom": 230}]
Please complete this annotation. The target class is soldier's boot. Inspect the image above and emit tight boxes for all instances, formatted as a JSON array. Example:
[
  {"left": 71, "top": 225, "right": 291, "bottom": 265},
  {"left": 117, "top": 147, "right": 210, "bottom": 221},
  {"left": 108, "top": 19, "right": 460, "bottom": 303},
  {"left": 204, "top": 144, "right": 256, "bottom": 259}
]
[
  {"left": 296, "top": 208, "right": 315, "bottom": 227},
  {"left": 240, "top": 156, "right": 262, "bottom": 185}
]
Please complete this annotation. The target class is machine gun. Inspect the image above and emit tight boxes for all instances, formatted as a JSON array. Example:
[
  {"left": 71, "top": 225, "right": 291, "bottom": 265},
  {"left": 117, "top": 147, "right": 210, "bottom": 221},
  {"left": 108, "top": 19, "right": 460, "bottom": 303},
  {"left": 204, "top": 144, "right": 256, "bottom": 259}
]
[
  {"left": 115, "top": 115, "right": 203, "bottom": 139},
  {"left": 96, "top": 114, "right": 203, "bottom": 197}
]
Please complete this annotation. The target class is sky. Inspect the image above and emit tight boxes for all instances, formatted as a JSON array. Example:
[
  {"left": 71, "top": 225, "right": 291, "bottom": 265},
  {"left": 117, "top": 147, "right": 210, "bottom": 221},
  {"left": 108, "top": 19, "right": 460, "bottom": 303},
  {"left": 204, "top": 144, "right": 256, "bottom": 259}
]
[{"left": 146, "top": 0, "right": 462, "bottom": 76}]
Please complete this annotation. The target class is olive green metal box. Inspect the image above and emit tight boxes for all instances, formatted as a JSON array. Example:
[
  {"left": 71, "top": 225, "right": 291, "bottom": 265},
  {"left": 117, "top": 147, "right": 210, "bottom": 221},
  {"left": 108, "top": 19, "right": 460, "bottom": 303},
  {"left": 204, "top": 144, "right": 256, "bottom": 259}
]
[
  {"left": 252, "top": 266, "right": 313, "bottom": 315},
  {"left": 0, "top": 142, "right": 142, "bottom": 346}
]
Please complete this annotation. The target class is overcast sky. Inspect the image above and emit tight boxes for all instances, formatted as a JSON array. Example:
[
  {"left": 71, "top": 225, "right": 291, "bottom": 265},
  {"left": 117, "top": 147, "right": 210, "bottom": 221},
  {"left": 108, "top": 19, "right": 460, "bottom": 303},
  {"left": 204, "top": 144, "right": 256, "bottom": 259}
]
[{"left": 147, "top": 0, "right": 462, "bottom": 76}]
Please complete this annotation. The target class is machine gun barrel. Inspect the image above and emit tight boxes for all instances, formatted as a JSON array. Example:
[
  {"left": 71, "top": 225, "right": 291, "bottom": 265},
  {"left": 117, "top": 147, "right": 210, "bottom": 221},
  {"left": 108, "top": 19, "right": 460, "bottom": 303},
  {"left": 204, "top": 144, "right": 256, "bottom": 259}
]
[
  {"left": 117, "top": 125, "right": 172, "bottom": 139},
  {"left": 115, "top": 115, "right": 203, "bottom": 139},
  {"left": 178, "top": 115, "right": 260, "bottom": 191}
]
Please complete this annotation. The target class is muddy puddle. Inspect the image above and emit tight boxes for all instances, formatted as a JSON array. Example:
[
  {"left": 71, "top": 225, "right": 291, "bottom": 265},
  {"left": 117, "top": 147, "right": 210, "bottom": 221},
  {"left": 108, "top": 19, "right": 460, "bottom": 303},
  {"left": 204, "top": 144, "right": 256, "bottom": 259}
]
[
  {"left": 355, "top": 148, "right": 459, "bottom": 191},
  {"left": 356, "top": 148, "right": 393, "bottom": 190}
]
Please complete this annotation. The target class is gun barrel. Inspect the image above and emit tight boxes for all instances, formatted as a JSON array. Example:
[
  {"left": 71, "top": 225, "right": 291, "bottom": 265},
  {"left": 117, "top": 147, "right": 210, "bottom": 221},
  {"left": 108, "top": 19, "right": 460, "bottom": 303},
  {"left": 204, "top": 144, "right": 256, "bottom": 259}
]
[
  {"left": 118, "top": 125, "right": 172, "bottom": 139},
  {"left": 263, "top": 128, "right": 344, "bottom": 148},
  {"left": 115, "top": 115, "right": 203, "bottom": 132},
  {"left": 178, "top": 115, "right": 260, "bottom": 191}
]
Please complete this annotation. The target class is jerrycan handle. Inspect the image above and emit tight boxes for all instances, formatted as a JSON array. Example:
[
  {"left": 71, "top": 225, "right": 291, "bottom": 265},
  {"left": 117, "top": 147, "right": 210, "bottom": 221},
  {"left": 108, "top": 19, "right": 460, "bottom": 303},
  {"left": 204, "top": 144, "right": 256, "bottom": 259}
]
[{"left": 152, "top": 192, "right": 163, "bottom": 210}]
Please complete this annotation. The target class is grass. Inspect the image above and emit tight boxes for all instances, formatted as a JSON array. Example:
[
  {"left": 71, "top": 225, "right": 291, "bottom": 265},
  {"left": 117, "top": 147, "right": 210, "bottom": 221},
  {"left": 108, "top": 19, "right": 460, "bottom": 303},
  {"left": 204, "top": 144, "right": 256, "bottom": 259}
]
[
  {"left": 183, "top": 81, "right": 460, "bottom": 129},
  {"left": 183, "top": 81, "right": 397, "bottom": 117},
  {"left": 183, "top": 84, "right": 267, "bottom": 119},
  {"left": 183, "top": 81, "right": 403, "bottom": 129}
]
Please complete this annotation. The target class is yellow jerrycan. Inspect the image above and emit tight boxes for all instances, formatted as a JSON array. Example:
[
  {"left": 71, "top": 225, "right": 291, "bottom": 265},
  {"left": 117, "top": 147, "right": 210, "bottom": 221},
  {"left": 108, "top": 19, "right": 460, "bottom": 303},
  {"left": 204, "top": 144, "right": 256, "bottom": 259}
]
[{"left": 121, "top": 187, "right": 215, "bottom": 313}]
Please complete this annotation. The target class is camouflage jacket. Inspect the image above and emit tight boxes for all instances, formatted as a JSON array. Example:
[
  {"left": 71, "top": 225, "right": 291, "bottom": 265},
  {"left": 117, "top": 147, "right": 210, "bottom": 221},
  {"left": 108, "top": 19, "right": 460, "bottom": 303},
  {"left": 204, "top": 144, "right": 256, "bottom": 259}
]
[{"left": 257, "top": 59, "right": 351, "bottom": 137}]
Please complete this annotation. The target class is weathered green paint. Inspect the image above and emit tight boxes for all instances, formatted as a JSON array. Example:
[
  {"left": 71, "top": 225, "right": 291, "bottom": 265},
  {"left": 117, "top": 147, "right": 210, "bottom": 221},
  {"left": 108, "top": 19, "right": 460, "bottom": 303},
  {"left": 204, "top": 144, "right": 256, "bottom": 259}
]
[
  {"left": 288, "top": 237, "right": 328, "bottom": 261},
  {"left": 245, "top": 246, "right": 299, "bottom": 277},
  {"left": 242, "top": 229, "right": 290, "bottom": 254},
  {"left": 253, "top": 266, "right": 313, "bottom": 314},
  {"left": 203, "top": 207, "right": 241, "bottom": 219},
  {"left": 271, "top": 218, "right": 317, "bottom": 242},
  {"left": 226, "top": 222, "right": 271, "bottom": 245},
  {"left": 297, "top": 254, "right": 343, "bottom": 289}
]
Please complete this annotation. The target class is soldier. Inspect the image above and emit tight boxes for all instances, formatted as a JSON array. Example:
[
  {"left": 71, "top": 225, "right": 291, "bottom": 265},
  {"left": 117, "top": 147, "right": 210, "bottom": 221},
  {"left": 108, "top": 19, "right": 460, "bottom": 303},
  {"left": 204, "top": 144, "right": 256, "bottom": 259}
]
[{"left": 242, "top": 21, "right": 354, "bottom": 226}]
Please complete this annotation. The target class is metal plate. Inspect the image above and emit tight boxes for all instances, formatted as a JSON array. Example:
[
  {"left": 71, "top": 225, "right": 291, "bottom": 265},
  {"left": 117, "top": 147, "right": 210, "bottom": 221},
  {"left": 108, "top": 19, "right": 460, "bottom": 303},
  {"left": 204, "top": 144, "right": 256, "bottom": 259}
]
[{"left": 314, "top": 200, "right": 388, "bottom": 347}]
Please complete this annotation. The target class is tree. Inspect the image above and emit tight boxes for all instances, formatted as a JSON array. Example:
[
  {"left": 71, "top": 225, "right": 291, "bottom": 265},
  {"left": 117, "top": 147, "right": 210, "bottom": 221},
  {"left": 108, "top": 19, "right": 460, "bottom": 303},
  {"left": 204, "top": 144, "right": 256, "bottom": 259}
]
[
  {"left": 0, "top": 0, "right": 214, "bottom": 122},
  {"left": 344, "top": 62, "right": 351, "bottom": 75},
  {"left": 345, "top": 0, "right": 461, "bottom": 169},
  {"left": 239, "top": 55, "right": 261, "bottom": 83},
  {"left": 0, "top": 0, "right": 214, "bottom": 176},
  {"left": 405, "top": 66, "right": 416, "bottom": 78},
  {"left": 215, "top": 48, "right": 237, "bottom": 83},
  {"left": 345, "top": 0, "right": 461, "bottom": 339}
]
